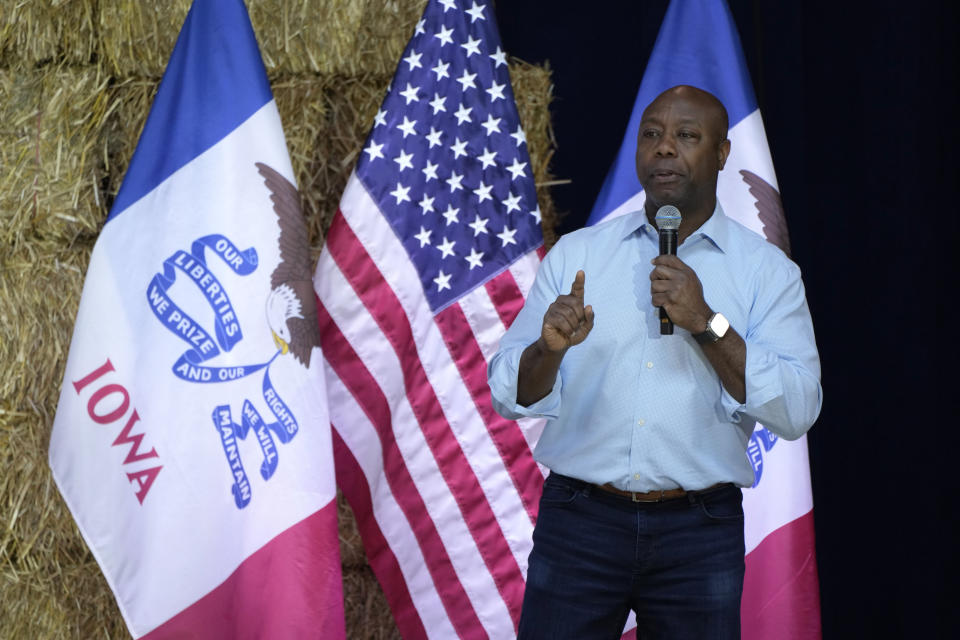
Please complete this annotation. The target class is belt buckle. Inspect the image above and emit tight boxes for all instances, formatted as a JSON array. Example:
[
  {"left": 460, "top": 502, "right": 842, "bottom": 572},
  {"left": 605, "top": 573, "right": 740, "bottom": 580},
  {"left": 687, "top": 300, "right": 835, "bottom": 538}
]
[{"left": 630, "top": 490, "right": 663, "bottom": 503}]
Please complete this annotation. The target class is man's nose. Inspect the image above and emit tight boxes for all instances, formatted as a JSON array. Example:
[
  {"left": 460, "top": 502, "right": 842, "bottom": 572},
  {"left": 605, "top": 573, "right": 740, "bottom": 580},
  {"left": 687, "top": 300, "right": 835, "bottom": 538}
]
[{"left": 655, "top": 135, "right": 677, "bottom": 156}]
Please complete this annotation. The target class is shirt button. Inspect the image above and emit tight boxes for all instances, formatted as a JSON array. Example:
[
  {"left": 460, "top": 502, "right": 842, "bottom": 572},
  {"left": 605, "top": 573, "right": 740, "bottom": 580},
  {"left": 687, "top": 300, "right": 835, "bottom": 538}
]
[
  {"left": 634, "top": 473, "right": 641, "bottom": 480},
  {"left": 646, "top": 361, "right": 654, "bottom": 369},
  {"left": 637, "top": 418, "right": 645, "bottom": 426}
]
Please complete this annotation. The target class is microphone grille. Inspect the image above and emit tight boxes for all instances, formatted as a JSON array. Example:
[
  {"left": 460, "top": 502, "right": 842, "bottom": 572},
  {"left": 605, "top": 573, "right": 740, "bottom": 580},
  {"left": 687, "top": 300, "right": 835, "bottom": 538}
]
[{"left": 655, "top": 205, "right": 682, "bottom": 230}]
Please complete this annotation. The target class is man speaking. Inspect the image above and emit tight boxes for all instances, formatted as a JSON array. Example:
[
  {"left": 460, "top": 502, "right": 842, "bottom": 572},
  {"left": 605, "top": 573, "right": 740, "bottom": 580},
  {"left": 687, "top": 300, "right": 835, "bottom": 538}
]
[{"left": 488, "top": 85, "right": 822, "bottom": 639}]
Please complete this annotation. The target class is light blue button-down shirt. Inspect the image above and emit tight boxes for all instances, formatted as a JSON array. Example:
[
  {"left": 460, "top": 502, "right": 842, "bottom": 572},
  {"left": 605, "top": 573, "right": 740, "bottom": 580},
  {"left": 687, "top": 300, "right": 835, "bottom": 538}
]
[{"left": 488, "top": 204, "right": 822, "bottom": 491}]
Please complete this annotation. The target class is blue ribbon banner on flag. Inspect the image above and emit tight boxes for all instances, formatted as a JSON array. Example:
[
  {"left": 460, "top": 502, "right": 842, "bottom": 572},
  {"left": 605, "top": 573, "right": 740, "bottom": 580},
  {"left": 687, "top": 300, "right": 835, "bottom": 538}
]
[{"left": 146, "top": 233, "right": 300, "bottom": 508}]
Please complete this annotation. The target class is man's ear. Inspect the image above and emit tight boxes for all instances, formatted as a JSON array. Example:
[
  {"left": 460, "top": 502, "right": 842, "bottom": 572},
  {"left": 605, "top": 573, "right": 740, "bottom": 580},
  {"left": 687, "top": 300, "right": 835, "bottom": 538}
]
[{"left": 718, "top": 138, "right": 731, "bottom": 171}]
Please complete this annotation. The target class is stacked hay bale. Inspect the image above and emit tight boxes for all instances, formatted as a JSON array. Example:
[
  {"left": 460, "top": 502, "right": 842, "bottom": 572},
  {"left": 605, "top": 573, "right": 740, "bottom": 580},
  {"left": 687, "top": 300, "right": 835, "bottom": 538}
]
[{"left": 0, "top": 1, "right": 559, "bottom": 637}]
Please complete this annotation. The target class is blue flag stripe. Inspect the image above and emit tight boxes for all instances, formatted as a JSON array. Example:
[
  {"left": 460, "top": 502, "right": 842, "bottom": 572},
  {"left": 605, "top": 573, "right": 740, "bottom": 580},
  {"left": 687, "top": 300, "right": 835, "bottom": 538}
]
[
  {"left": 109, "top": 0, "right": 273, "bottom": 221},
  {"left": 588, "top": 0, "right": 757, "bottom": 224}
]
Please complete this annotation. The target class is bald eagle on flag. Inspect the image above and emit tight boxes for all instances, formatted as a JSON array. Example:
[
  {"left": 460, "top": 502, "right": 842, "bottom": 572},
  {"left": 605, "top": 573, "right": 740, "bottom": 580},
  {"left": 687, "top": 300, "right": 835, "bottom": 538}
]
[
  {"left": 256, "top": 161, "right": 319, "bottom": 367},
  {"left": 740, "top": 169, "right": 791, "bottom": 257}
]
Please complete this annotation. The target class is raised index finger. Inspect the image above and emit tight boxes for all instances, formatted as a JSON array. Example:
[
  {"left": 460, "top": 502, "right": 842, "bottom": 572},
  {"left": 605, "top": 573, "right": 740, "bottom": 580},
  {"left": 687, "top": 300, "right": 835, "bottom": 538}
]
[{"left": 570, "top": 270, "right": 586, "bottom": 301}]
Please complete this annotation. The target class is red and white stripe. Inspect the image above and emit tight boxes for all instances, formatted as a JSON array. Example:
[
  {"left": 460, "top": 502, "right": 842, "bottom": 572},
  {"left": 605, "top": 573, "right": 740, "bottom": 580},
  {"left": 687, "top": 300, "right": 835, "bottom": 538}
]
[{"left": 315, "top": 173, "right": 546, "bottom": 639}]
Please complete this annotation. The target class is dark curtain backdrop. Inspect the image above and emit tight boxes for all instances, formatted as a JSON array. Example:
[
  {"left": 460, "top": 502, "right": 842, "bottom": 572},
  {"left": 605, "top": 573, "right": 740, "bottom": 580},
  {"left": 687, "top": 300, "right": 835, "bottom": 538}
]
[{"left": 495, "top": 1, "right": 959, "bottom": 637}]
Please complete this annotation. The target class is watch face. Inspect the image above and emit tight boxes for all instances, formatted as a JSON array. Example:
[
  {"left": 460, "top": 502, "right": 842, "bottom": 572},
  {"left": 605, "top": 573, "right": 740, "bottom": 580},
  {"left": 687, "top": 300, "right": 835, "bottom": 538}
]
[{"left": 710, "top": 313, "right": 730, "bottom": 338}]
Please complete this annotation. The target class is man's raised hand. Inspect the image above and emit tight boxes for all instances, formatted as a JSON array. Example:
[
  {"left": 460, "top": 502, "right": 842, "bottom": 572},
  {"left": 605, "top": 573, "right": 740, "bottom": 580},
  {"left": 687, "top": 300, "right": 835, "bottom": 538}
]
[{"left": 540, "top": 270, "right": 595, "bottom": 353}]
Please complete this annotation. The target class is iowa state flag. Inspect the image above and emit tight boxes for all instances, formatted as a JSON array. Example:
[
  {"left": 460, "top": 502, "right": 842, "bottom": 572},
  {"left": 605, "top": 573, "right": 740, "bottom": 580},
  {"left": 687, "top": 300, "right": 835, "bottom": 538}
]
[
  {"left": 48, "top": 1, "right": 345, "bottom": 637},
  {"left": 590, "top": 1, "right": 821, "bottom": 639}
]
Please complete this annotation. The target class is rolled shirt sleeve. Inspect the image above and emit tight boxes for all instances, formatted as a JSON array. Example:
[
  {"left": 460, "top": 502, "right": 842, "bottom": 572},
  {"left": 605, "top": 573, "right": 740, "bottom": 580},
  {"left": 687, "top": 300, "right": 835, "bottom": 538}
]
[
  {"left": 488, "top": 237, "right": 569, "bottom": 421},
  {"left": 719, "top": 259, "right": 823, "bottom": 440},
  {"left": 485, "top": 206, "right": 822, "bottom": 491},
  {"left": 488, "top": 345, "right": 563, "bottom": 420}
]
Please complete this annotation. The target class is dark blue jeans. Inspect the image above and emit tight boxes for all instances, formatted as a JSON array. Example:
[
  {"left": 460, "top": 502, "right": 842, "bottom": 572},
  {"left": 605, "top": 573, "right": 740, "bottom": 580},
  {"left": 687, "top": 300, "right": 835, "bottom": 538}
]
[{"left": 518, "top": 473, "right": 745, "bottom": 640}]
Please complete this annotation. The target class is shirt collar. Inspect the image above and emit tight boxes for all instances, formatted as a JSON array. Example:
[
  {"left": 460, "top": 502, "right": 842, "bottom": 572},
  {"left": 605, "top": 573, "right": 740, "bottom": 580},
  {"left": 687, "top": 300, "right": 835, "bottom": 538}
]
[{"left": 621, "top": 201, "right": 730, "bottom": 253}]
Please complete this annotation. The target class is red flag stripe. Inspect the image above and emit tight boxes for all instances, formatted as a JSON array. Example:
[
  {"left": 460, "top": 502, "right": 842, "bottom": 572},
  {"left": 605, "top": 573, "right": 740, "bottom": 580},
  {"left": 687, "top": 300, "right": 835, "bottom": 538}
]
[
  {"left": 331, "top": 427, "right": 430, "bottom": 640},
  {"left": 324, "top": 353, "right": 463, "bottom": 638},
  {"left": 435, "top": 301, "right": 541, "bottom": 522},
  {"left": 335, "top": 177, "right": 536, "bottom": 570},
  {"left": 741, "top": 510, "right": 821, "bottom": 640},
  {"left": 462, "top": 267, "right": 550, "bottom": 463},
  {"left": 316, "top": 240, "right": 529, "bottom": 637},
  {"left": 455, "top": 283, "right": 549, "bottom": 455},
  {"left": 141, "top": 503, "right": 345, "bottom": 640},
  {"left": 484, "top": 268, "right": 527, "bottom": 330},
  {"left": 317, "top": 299, "right": 484, "bottom": 637},
  {"left": 323, "top": 213, "right": 526, "bottom": 626}
]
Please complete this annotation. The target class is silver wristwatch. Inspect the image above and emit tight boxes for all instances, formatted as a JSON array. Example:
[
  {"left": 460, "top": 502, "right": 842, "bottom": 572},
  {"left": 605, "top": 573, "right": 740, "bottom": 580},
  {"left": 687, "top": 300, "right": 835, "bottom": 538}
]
[{"left": 693, "top": 312, "right": 729, "bottom": 345}]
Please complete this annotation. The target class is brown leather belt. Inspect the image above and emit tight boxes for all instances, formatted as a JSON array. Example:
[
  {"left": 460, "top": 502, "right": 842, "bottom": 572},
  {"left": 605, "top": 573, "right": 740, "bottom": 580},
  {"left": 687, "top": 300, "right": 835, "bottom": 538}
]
[{"left": 596, "top": 482, "right": 730, "bottom": 503}]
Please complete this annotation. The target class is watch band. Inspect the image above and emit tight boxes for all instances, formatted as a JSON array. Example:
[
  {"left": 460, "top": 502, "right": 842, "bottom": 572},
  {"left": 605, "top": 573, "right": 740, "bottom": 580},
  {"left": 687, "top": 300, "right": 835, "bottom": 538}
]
[{"left": 693, "top": 312, "right": 726, "bottom": 345}]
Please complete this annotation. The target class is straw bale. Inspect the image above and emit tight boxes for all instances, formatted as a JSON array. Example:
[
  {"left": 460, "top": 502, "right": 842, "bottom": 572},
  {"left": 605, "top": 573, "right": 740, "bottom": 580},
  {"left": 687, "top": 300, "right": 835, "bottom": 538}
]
[
  {"left": 343, "top": 565, "right": 402, "bottom": 639},
  {"left": 0, "top": 245, "right": 126, "bottom": 639},
  {"left": 250, "top": 0, "right": 423, "bottom": 76},
  {"left": 273, "top": 71, "right": 392, "bottom": 252},
  {"left": 336, "top": 490, "right": 368, "bottom": 568},
  {"left": 0, "top": 67, "right": 114, "bottom": 250},
  {"left": 0, "top": 246, "right": 90, "bottom": 410},
  {"left": 98, "top": 0, "right": 423, "bottom": 78},
  {"left": 100, "top": 76, "right": 159, "bottom": 208},
  {"left": 0, "top": 4, "right": 559, "bottom": 636},
  {"left": 0, "top": 0, "right": 98, "bottom": 69},
  {"left": 96, "top": 0, "right": 192, "bottom": 78},
  {"left": 506, "top": 58, "right": 560, "bottom": 248}
]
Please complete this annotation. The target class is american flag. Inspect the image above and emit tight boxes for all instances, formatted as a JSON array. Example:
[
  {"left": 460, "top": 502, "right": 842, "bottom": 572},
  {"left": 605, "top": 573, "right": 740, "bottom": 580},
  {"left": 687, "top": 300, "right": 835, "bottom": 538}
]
[{"left": 313, "top": 0, "right": 545, "bottom": 637}]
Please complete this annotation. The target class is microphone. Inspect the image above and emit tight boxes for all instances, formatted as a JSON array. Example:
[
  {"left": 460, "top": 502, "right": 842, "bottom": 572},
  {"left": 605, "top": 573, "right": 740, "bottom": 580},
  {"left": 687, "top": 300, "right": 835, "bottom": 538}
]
[{"left": 654, "top": 205, "right": 682, "bottom": 335}]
